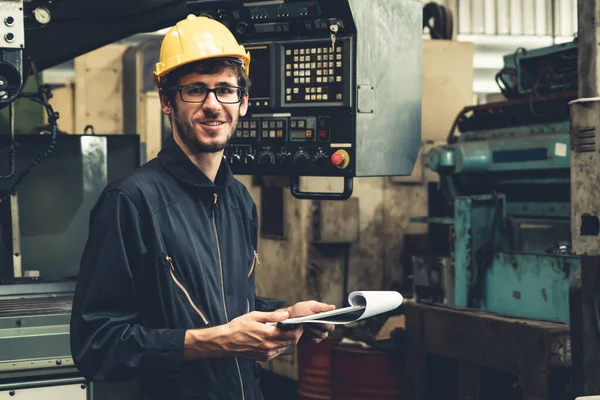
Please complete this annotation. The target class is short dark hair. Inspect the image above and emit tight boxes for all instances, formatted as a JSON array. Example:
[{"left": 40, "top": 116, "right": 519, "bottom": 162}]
[{"left": 160, "top": 58, "right": 252, "bottom": 107}]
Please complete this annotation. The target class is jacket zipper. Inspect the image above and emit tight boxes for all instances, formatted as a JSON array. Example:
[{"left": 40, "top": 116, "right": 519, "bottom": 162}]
[
  {"left": 247, "top": 252, "right": 259, "bottom": 313},
  {"left": 213, "top": 193, "right": 246, "bottom": 400},
  {"left": 248, "top": 250, "right": 260, "bottom": 278},
  {"left": 166, "top": 256, "right": 209, "bottom": 325}
]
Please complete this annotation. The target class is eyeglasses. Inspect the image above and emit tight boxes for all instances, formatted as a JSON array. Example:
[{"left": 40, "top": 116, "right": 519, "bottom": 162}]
[{"left": 167, "top": 85, "right": 246, "bottom": 104}]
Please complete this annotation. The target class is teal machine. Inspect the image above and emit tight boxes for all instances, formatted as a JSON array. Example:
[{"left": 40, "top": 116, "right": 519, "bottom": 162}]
[{"left": 413, "top": 40, "right": 580, "bottom": 324}]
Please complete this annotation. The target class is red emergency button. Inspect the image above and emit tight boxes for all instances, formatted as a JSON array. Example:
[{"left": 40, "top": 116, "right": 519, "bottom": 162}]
[
  {"left": 331, "top": 152, "right": 344, "bottom": 167},
  {"left": 331, "top": 149, "right": 350, "bottom": 169}
]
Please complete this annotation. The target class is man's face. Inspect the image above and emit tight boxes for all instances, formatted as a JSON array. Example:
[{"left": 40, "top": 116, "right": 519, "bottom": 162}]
[{"left": 161, "top": 68, "right": 248, "bottom": 154}]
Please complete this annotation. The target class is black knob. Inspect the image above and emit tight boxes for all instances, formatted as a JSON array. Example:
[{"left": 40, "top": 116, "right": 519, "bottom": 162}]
[
  {"left": 230, "top": 154, "right": 241, "bottom": 165},
  {"left": 259, "top": 152, "right": 274, "bottom": 165},
  {"left": 294, "top": 151, "right": 312, "bottom": 167},
  {"left": 314, "top": 153, "right": 329, "bottom": 167},
  {"left": 236, "top": 21, "right": 249, "bottom": 35},
  {"left": 245, "top": 154, "right": 255, "bottom": 165},
  {"left": 277, "top": 153, "right": 290, "bottom": 166}
]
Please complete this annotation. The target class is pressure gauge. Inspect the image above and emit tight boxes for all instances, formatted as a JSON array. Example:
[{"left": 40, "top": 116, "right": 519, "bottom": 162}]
[{"left": 33, "top": 7, "right": 51, "bottom": 25}]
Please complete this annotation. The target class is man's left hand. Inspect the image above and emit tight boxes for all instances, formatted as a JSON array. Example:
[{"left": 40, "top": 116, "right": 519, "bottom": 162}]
[{"left": 286, "top": 300, "right": 336, "bottom": 343}]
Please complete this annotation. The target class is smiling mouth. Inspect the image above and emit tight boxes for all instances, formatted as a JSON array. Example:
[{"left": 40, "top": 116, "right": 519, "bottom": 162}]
[{"left": 200, "top": 121, "right": 226, "bottom": 126}]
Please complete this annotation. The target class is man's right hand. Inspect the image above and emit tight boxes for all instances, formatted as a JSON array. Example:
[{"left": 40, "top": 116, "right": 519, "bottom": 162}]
[
  {"left": 184, "top": 311, "right": 303, "bottom": 361},
  {"left": 220, "top": 311, "right": 302, "bottom": 361}
]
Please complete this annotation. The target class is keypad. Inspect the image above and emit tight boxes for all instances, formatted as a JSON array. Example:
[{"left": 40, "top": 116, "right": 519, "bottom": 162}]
[
  {"left": 284, "top": 42, "right": 345, "bottom": 104},
  {"left": 260, "top": 118, "right": 287, "bottom": 140},
  {"left": 290, "top": 117, "right": 316, "bottom": 141},
  {"left": 235, "top": 119, "right": 259, "bottom": 139},
  {"left": 233, "top": 116, "right": 323, "bottom": 142}
]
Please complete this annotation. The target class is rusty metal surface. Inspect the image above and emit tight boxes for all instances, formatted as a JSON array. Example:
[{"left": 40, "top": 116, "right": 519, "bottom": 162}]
[
  {"left": 311, "top": 199, "right": 359, "bottom": 244},
  {"left": 406, "top": 302, "right": 571, "bottom": 400},
  {"left": 577, "top": 0, "right": 600, "bottom": 98},
  {"left": 569, "top": 99, "right": 600, "bottom": 256}
]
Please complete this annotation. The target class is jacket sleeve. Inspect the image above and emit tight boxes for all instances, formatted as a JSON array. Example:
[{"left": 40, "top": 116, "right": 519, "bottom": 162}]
[{"left": 70, "top": 189, "right": 186, "bottom": 382}]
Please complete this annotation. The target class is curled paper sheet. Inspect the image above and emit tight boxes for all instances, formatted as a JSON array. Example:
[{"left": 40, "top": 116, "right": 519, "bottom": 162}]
[{"left": 278, "top": 291, "right": 403, "bottom": 326}]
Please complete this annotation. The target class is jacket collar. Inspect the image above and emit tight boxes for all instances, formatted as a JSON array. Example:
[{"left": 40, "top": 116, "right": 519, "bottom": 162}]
[{"left": 157, "top": 134, "right": 233, "bottom": 190}]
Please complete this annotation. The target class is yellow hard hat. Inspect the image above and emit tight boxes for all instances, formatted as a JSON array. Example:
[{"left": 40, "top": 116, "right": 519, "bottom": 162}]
[{"left": 153, "top": 14, "right": 251, "bottom": 85}]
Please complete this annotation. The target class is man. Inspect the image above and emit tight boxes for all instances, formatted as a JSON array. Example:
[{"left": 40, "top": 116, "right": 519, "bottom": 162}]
[{"left": 70, "top": 14, "right": 335, "bottom": 400}]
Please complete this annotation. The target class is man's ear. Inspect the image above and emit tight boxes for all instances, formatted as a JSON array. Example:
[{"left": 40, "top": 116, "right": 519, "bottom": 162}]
[
  {"left": 159, "top": 89, "right": 173, "bottom": 116},
  {"left": 239, "top": 93, "right": 249, "bottom": 117}
]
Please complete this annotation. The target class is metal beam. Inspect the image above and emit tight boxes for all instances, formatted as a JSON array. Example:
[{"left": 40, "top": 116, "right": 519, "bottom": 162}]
[
  {"left": 578, "top": 0, "right": 600, "bottom": 97},
  {"left": 570, "top": 1, "right": 600, "bottom": 255}
]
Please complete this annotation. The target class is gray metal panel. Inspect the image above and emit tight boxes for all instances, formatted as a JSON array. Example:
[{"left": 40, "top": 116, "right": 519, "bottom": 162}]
[
  {"left": 350, "top": 0, "right": 422, "bottom": 177},
  {"left": 16, "top": 136, "right": 107, "bottom": 279},
  {"left": 0, "top": 325, "right": 70, "bottom": 362}
]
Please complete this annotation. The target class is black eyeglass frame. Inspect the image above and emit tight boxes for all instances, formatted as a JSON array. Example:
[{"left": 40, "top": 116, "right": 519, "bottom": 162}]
[{"left": 166, "top": 85, "right": 247, "bottom": 104}]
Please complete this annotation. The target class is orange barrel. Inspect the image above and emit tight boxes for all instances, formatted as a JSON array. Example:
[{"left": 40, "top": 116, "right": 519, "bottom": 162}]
[
  {"left": 297, "top": 337, "right": 340, "bottom": 400},
  {"left": 330, "top": 344, "right": 404, "bottom": 400}
]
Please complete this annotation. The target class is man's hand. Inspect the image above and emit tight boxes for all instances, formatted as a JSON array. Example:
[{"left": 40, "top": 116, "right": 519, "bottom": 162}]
[
  {"left": 216, "top": 311, "right": 303, "bottom": 361},
  {"left": 286, "top": 300, "right": 336, "bottom": 343}
]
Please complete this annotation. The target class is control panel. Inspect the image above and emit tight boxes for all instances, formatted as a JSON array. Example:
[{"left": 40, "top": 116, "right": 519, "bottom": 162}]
[
  {"left": 187, "top": 0, "right": 423, "bottom": 199},
  {"left": 228, "top": 112, "right": 350, "bottom": 176},
  {"left": 188, "top": 0, "right": 356, "bottom": 179}
]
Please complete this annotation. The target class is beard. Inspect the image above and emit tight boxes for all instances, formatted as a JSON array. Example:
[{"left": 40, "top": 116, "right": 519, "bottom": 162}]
[{"left": 173, "top": 108, "right": 237, "bottom": 154}]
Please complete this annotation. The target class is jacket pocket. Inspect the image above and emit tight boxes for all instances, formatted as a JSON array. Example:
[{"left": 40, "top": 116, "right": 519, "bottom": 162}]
[
  {"left": 165, "top": 255, "right": 210, "bottom": 326},
  {"left": 247, "top": 250, "right": 260, "bottom": 278}
]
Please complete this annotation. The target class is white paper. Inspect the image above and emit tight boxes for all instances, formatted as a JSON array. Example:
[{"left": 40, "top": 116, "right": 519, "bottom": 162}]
[{"left": 277, "top": 291, "right": 403, "bottom": 325}]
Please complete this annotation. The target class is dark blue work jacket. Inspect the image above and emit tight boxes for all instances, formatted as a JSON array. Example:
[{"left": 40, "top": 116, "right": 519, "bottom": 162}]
[{"left": 70, "top": 135, "right": 271, "bottom": 400}]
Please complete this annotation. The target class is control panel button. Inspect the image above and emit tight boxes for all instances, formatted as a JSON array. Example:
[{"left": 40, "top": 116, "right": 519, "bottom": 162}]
[
  {"left": 230, "top": 153, "right": 242, "bottom": 165},
  {"left": 331, "top": 149, "right": 350, "bottom": 169},
  {"left": 283, "top": 40, "right": 346, "bottom": 105},
  {"left": 277, "top": 152, "right": 291, "bottom": 166},
  {"left": 234, "top": 118, "right": 261, "bottom": 140},
  {"left": 259, "top": 118, "right": 287, "bottom": 141},
  {"left": 331, "top": 152, "right": 344, "bottom": 167},
  {"left": 293, "top": 150, "right": 312, "bottom": 167},
  {"left": 258, "top": 151, "right": 275, "bottom": 165},
  {"left": 290, "top": 117, "right": 316, "bottom": 141},
  {"left": 314, "top": 152, "right": 329, "bottom": 167}
]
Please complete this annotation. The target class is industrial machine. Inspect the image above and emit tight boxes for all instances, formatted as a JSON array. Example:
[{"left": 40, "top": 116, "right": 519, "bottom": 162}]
[
  {"left": 222, "top": 0, "right": 421, "bottom": 201},
  {"left": 407, "top": 41, "right": 579, "bottom": 399},
  {"left": 0, "top": 0, "right": 423, "bottom": 398},
  {"left": 125, "top": 0, "right": 423, "bottom": 200},
  {"left": 422, "top": 93, "right": 577, "bottom": 322},
  {"left": 0, "top": 134, "right": 141, "bottom": 398}
]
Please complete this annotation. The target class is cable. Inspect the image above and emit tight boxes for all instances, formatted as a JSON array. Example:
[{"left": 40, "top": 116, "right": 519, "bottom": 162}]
[
  {"left": 0, "top": 57, "right": 59, "bottom": 204},
  {"left": 3, "top": 124, "right": 56, "bottom": 201}
]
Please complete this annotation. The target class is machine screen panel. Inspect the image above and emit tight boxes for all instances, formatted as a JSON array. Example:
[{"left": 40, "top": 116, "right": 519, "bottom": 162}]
[
  {"left": 282, "top": 38, "right": 350, "bottom": 107},
  {"left": 246, "top": 45, "right": 272, "bottom": 108}
]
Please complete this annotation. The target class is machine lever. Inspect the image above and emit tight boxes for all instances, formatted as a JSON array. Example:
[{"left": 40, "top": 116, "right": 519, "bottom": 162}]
[{"left": 290, "top": 176, "right": 353, "bottom": 200}]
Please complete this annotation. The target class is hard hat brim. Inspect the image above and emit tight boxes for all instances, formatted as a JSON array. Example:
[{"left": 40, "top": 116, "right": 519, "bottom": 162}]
[{"left": 153, "top": 53, "right": 251, "bottom": 86}]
